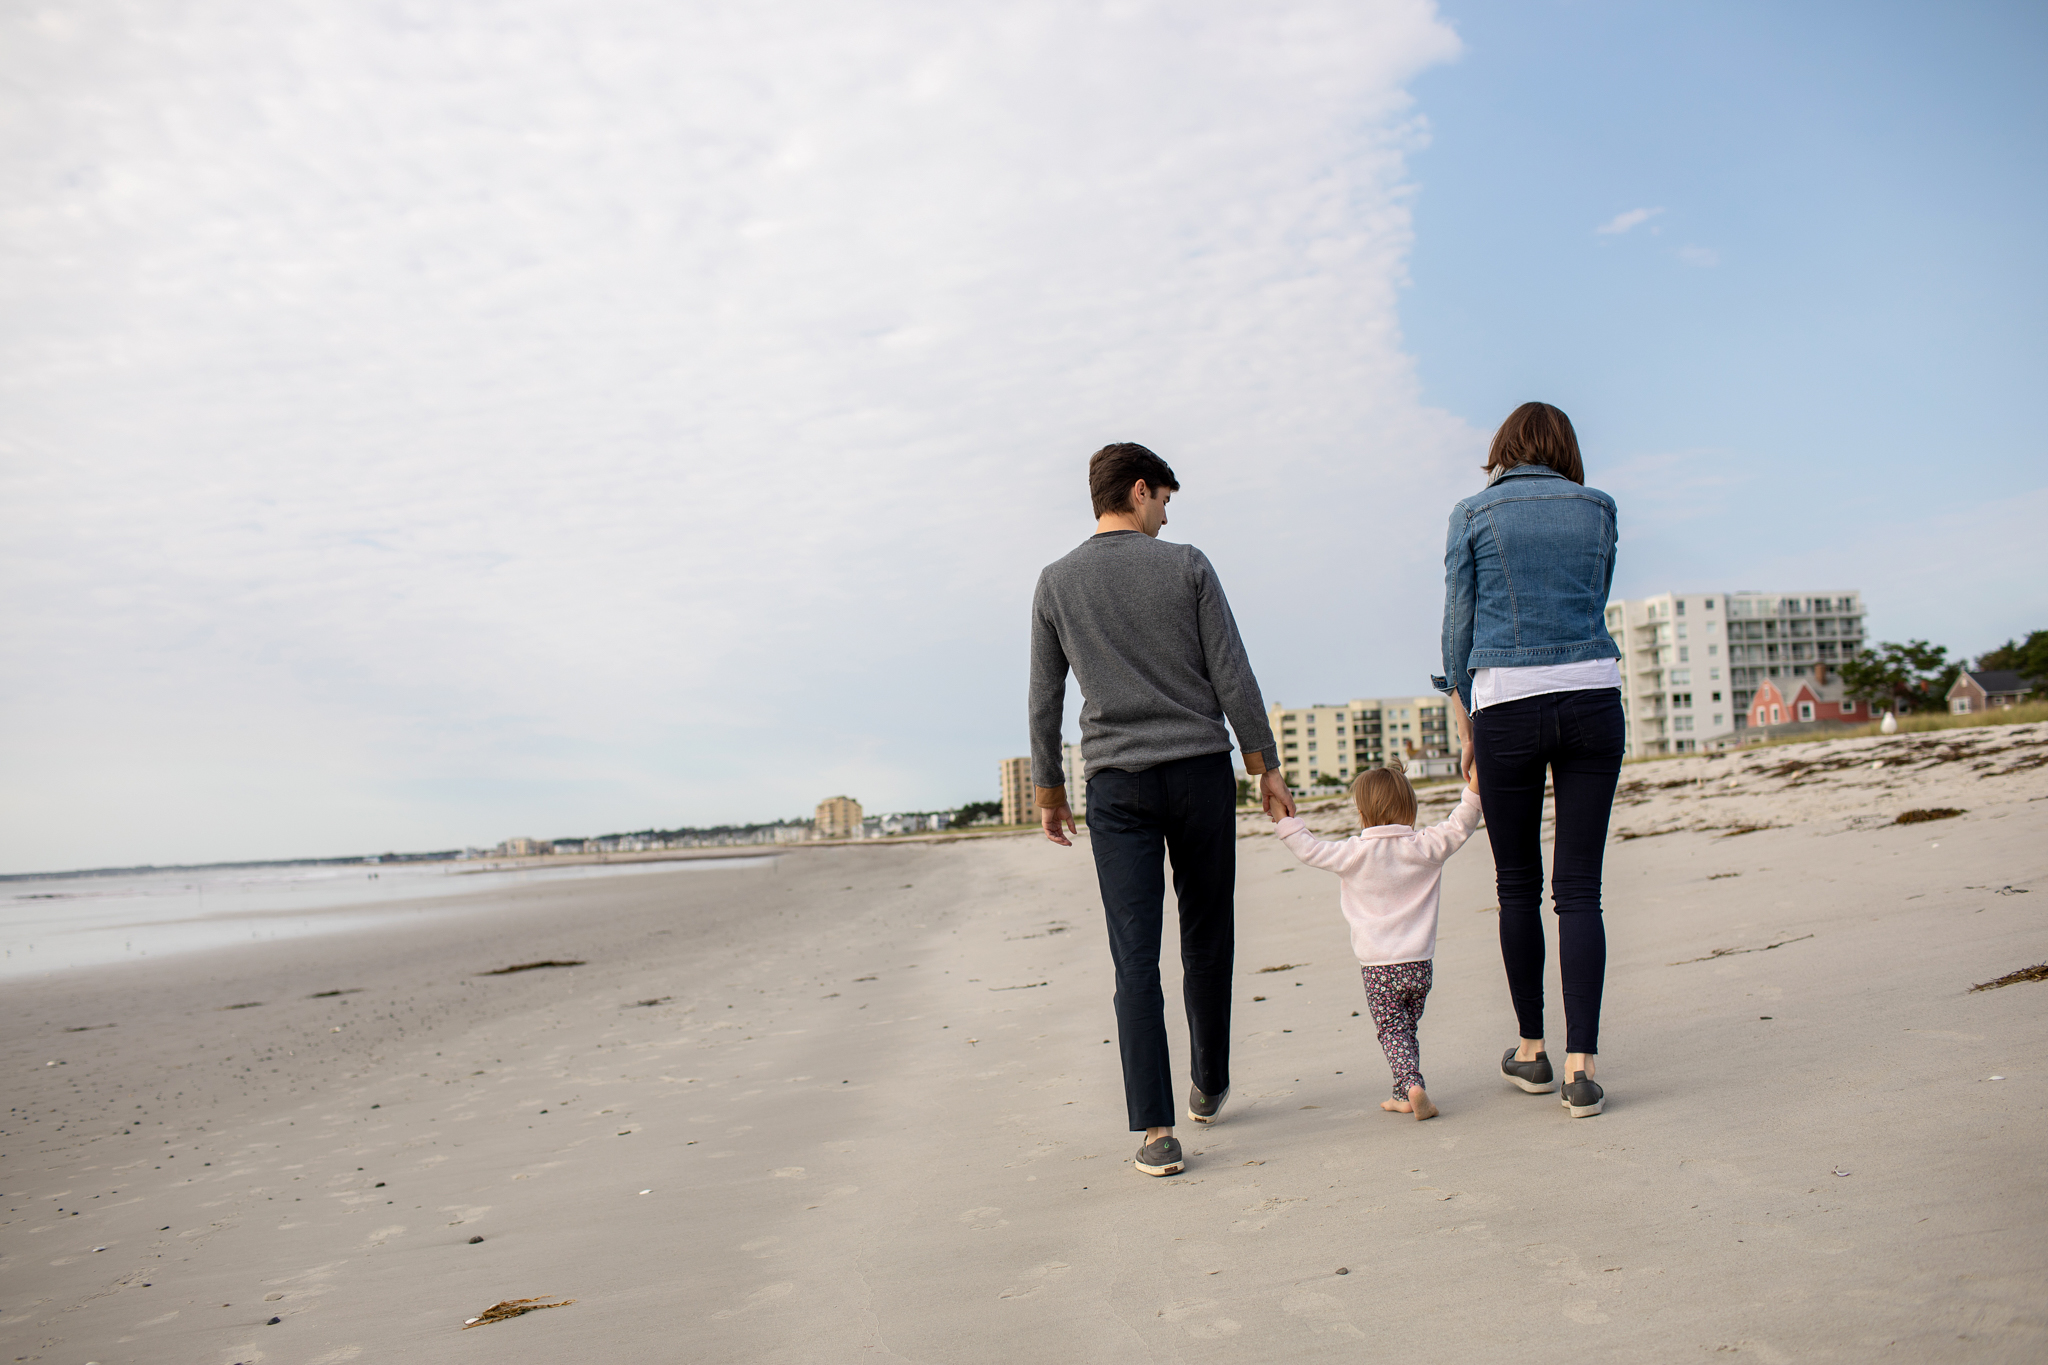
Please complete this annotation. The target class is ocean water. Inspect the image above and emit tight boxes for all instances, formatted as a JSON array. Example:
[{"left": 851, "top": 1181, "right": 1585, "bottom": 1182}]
[{"left": 0, "top": 855, "right": 775, "bottom": 980}]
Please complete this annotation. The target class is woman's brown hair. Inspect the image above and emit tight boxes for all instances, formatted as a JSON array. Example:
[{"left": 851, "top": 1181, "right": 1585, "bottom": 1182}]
[
  {"left": 1484, "top": 402, "right": 1584, "bottom": 485},
  {"left": 1352, "top": 762, "right": 1418, "bottom": 828}
]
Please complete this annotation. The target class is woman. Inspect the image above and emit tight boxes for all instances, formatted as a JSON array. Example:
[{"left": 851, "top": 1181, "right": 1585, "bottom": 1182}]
[{"left": 1434, "top": 402, "right": 1624, "bottom": 1118}]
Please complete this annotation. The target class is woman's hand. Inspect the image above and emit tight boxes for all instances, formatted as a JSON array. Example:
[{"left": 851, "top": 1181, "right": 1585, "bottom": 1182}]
[{"left": 1451, "top": 691, "right": 1476, "bottom": 784}]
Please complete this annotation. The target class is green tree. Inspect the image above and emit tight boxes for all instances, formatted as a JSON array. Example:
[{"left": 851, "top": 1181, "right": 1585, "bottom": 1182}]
[
  {"left": 954, "top": 799, "right": 1002, "bottom": 826},
  {"left": 1976, "top": 629, "right": 2048, "bottom": 683},
  {"left": 1841, "top": 640, "right": 1961, "bottom": 714}
]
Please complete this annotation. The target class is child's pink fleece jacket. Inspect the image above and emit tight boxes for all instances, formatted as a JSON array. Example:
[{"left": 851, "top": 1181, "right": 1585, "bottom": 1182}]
[{"left": 1274, "top": 787, "right": 1483, "bottom": 966}]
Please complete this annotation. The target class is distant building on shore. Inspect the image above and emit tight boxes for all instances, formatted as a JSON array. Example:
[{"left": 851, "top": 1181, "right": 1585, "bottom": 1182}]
[
  {"left": 999, "top": 757, "right": 1033, "bottom": 826},
  {"left": 497, "top": 836, "right": 544, "bottom": 857},
  {"left": 1949, "top": 669, "right": 2033, "bottom": 713},
  {"left": 1745, "top": 669, "right": 1878, "bottom": 737},
  {"left": 1001, "top": 744, "right": 1085, "bottom": 825},
  {"left": 815, "top": 795, "right": 863, "bottom": 840},
  {"left": 878, "top": 811, "right": 952, "bottom": 836},
  {"left": 1607, "top": 590, "right": 1865, "bottom": 757},
  {"left": 1263, "top": 698, "right": 1462, "bottom": 790}
]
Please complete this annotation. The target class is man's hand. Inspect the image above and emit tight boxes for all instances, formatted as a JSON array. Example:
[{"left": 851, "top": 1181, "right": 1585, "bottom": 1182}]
[
  {"left": 1258, "top": 770, "right": 1295, "bottom": 821},
  {"left": 1042, "top": 803, "right": 1078, "bottom": 847}
]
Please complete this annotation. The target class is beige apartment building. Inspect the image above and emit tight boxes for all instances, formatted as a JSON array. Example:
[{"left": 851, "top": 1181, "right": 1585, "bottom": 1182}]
[
  {"left": 999, "top": 757, "right": 1034, "bottom": 827},
  {"left": 1606, "top": 589, "right": 1865, "bottom": 758},
  {"left": 815, "top": 795, "right": 864, "bottom": 840},
  {"left": 1000, "top": 744, "right": 1086, "bottom": 826},
  {"left": 1264, "top": 697, "right": 1463, "bottom": 789}
]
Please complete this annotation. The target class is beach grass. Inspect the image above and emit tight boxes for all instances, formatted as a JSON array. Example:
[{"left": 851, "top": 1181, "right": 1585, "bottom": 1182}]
[{"left": 1739, "top": 699, "right": 2048, "bottom": 751}]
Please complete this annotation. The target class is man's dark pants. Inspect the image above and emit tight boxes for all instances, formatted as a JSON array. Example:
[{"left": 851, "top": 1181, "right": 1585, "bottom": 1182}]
[{"left": 1085, "top": 751, "right": 1236, "bottom": 1132}]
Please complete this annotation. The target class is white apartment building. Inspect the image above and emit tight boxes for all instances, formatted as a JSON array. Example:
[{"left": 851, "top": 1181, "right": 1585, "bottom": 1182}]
[
  {"left": 1606, "top": 590, "right": 1865, "bottom": 758},
  {"left": 1264, "top": 697, "right": 1464, "bottom": 789},
  {"left": 1001, "top": 743, "right": 1086, "bottom": 825}
]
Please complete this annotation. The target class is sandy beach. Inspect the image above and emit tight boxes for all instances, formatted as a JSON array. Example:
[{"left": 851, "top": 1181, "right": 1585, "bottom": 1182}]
[{"left": 4, "top": 722, "right": 2045, "bottom": 1363}]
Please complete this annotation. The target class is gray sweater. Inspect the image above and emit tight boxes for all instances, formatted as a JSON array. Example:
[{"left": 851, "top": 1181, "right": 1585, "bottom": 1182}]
[{"left": 1029, "top": 531, "right": 1280, "bottom": 802}]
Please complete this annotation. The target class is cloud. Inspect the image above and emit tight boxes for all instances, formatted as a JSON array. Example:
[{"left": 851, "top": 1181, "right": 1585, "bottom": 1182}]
[
  {"left": 1676, "top": 244, "right": 1721, "bottom": 267},
  {"left": 1595, "top": 207, "right": 1664, "bottom": 236},
  {"left": 0, "top": 0, "right": 1469, "bottom": 871}
]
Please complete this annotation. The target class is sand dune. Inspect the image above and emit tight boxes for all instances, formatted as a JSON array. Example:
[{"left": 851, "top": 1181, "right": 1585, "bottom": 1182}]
[{"left": 4, "top": 724, "right": 2044, "bottom": 1362}]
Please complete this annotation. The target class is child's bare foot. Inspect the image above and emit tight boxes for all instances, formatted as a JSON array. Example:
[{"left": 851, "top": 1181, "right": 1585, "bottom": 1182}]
[
  {"left": 1380, "top": 1096, "right": 1414, "bottom": 1113},
  {"left": 1408, "top": 1085, "right": 1439, "bottom": 1121}
]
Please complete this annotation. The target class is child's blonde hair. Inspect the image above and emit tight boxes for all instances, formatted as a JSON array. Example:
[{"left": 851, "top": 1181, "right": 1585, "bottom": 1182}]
[{"left": 1352, "top": 757, "right": 1418, "bottom": 828}]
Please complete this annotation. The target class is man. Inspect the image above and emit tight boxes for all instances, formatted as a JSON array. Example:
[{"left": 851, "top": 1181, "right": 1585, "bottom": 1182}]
[{"left": 1030, "top": 442, "right": 1295, "bottom": 1178}]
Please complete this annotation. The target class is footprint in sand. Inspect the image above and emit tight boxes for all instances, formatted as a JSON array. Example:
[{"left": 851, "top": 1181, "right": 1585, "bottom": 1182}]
[
  {"left": 1157, "top": 1298, "right": 1241, "bottom": 1338},
  {"left": 996, "top": 1261, "right": 1069, "bottom": 1299},
  {"left": 1281, "top": 1289, "right": 1368, "bottom": 1339},
  {"left": 711, "top": 1281, "right": 795, "bottom": 1319},
  {"left": 958, "top": 1206, "right": 1009, "bottom": 1230}
]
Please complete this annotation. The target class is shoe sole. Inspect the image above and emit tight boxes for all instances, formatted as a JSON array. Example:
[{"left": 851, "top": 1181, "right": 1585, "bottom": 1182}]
[
  {"left": 1562, "top": 1092, "right": 1604, "bottom": 1117},
  {"left": 1504, "top": 1072, "right": 1556, "bottom": 1094},
  {"left": 1135, "top": 1158, "right": 1185, "bottom": 1176},
  {"left": 1187, "top": 1088, "right": 1228, "bottom": 1124}
]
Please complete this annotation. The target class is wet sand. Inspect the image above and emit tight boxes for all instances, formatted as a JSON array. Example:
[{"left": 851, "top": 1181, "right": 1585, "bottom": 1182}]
[{"left": 4, "top": 724, "right": 2045, "bottom": 1362}]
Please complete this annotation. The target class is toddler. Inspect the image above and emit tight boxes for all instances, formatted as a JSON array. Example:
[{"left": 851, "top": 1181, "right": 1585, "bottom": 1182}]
[{"left": 1273, "top": 760, "right": 1482, "bottom": 1121}]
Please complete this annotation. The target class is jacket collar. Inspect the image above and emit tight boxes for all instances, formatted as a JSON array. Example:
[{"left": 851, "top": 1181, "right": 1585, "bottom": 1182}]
[
  {"left": 1358, "top": 823, "right": 1417, "bottom": 838},
  {"left": 1494, "top": 463, "right": 1568, "bottom": 483}
]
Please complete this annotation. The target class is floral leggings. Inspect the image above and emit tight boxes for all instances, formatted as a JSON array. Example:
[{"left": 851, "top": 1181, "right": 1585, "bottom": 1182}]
[{"left": 1360, "top": 960, "right": 1433, "bottom": 1100}]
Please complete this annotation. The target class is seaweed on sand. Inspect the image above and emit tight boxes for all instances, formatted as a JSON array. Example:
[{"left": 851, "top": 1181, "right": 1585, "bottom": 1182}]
[
  {"left": 1970, "top": 964, "right": 2048, "bottom": 992},
  {"left": 462, "top": 1296, "right": 576, "bottom": 1328},
  {"left": 479, "top": 960, "right": 586, "bottom": 975}
]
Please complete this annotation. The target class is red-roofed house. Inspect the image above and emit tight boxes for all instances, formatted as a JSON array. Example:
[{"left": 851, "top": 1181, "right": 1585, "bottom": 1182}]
[{"left": 1747, "top": 666, "right": 1876, "bottom": 731}]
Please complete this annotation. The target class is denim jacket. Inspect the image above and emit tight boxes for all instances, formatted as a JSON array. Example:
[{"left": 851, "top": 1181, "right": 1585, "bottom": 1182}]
[{"left": 1432, "top": 464, "right": 1620, "bottom": 710}]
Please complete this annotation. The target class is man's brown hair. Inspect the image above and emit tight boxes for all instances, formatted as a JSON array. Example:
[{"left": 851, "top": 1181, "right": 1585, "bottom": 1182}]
[
  {"left": 1484, "top": 402, "right": 1584, "bottom": 485},
  {"left": 1352, "top": 763, "right": 1418, "bottom": 828},
  {"left": 1089, "top": 443, "right": 1180, "bottom": 519}
]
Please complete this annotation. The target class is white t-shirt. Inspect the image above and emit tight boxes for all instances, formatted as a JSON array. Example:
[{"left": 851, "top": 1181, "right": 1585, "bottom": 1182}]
[{"left": 1469, "top": 659, "right": 1622, "bottom": 713}]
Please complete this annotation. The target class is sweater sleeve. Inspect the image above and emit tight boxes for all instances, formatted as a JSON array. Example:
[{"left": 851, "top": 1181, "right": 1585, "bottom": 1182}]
[
  {"left": 1188, "top": 548, "right": 1279, "bottom": 775},
  {"left": 1276, "top": 816, "right": 1355, "bottom": 872},
  {"left": 1027, "top": 572, "right": 1072, "bottom": 804},
  {"left": 1411, "top": 787, "right": 1483, "bottom": 862}
]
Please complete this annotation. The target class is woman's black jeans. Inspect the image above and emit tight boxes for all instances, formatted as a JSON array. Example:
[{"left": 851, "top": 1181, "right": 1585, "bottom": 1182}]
[
  {"left": 1085, "top": 751, "right": 1236, "bottom": 1131},
  {"left": 1472, "top": 687, "right": 1625, "bottom": 1055}
]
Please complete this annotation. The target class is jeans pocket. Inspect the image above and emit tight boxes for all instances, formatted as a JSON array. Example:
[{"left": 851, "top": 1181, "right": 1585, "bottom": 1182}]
[{"left": 1564, "top": 689, "right": 1625, "bottom": 762}]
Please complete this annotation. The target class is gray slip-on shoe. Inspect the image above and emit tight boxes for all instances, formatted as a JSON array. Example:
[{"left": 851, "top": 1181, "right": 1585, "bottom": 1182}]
[
  {"left": 1135, "top": 1135, "right": 1185, "bottom": 1176},
  {"left": 1561, "top": 1070, "right": 1604, "bottom": 1118},
  {"left": 1502, "top": 1047, "right": 1555, "bottom": 1094},
  {"left": 1187, "top": 1085, "right": 1228, "bottom": 1124}
]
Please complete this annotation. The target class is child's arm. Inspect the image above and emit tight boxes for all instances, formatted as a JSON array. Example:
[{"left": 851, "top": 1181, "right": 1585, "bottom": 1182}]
[
  {"left": 1274, "top": 816, "right": 1357, "bottom": 872},
  {"left": 1412, "top": 786, "right": 1484, "bottom": 862}
]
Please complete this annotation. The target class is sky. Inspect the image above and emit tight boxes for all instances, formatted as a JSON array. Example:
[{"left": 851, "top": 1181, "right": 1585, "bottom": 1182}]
[{"left": 2, "top": 0, "right": 2042, "bottom": 872}]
